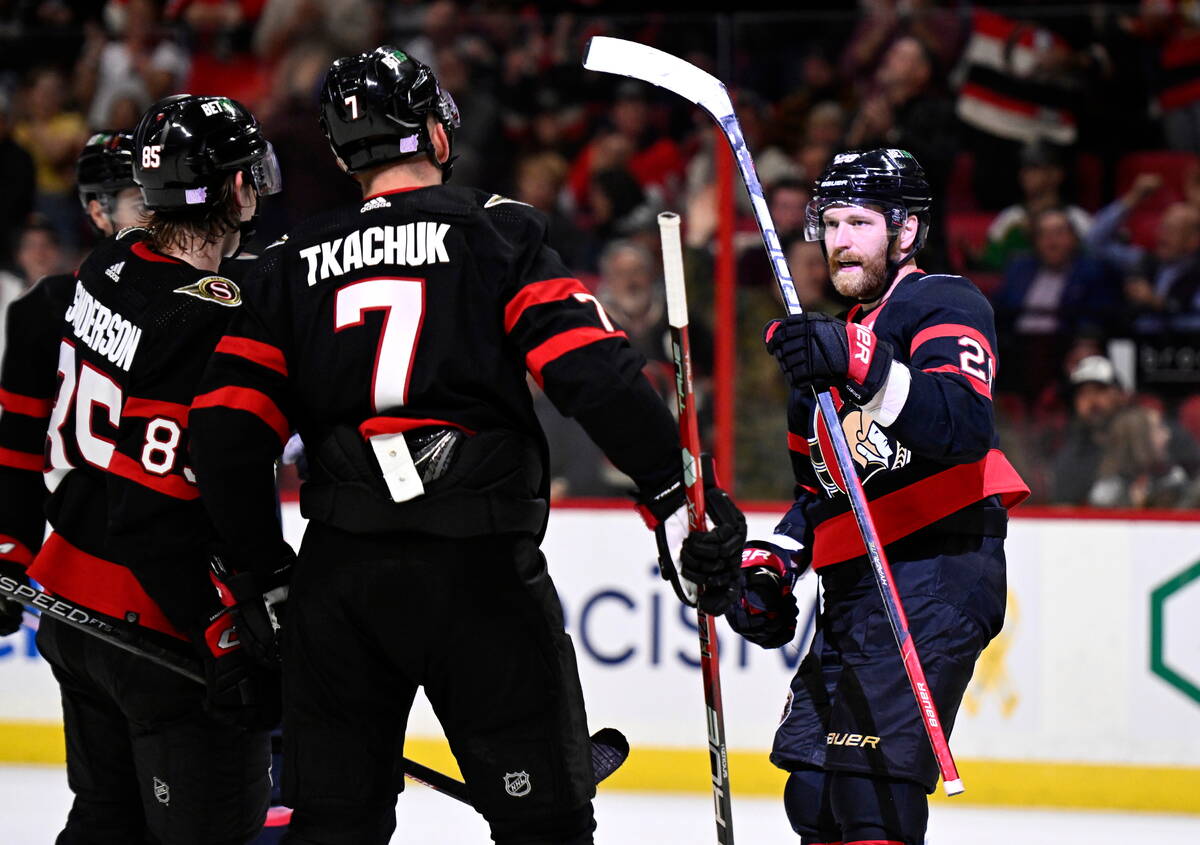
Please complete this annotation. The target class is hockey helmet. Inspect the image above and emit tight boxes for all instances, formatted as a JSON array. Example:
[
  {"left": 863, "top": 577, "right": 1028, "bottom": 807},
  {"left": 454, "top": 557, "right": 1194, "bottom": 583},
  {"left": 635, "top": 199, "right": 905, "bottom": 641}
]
[
  {"left": 319, "top": 46, "right": 460, "bottom": 178},
  {"left": 76, "top": 132, "right": 137, "bottom": 212},
  {"left": 805, "top": 148, "right": 933, "bottom": 254},
  {"left": 132, "top": 94, "right": 282, "bottom": 211}
]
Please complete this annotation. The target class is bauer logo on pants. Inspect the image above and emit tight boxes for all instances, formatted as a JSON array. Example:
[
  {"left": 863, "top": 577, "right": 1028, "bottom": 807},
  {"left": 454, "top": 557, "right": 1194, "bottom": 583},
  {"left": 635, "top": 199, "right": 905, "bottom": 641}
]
[
  {"left": 153, "top": 777, "right": 170, "bottom": 805},
  {"left": 503, "top": 771, "right": 531, "bottom": 797}
]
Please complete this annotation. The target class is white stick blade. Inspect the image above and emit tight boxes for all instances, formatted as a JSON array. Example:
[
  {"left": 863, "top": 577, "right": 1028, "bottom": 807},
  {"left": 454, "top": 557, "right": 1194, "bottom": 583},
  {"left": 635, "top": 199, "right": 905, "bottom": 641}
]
[
  {"left": 583, "top": 36, "right": 734, "bottom": 120},
  {"left": 658, "top": 212, "right": 688, "bottom": 328}
]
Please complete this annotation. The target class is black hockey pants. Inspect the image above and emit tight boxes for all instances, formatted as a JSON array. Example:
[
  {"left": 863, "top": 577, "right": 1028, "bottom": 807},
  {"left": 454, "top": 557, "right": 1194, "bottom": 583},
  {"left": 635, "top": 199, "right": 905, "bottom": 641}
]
[
  {"left": 37, "top": 617, "right": 272, "bottom": 845},
  {"left": 280, "top": 523, "right": 596, "bottom": 845}
]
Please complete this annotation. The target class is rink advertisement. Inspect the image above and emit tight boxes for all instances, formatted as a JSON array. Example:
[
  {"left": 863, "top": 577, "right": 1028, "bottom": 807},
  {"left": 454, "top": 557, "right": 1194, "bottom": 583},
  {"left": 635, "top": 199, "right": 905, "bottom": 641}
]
[{"left": 2, "top": 504, "right": 1199, "bottom": 813}]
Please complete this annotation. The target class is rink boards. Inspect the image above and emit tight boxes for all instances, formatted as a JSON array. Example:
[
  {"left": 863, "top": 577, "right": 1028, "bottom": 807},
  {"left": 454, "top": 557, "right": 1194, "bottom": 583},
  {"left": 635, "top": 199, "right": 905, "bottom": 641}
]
[{"left": 2, "top": 504, "right": 1199, "bottom": 814}]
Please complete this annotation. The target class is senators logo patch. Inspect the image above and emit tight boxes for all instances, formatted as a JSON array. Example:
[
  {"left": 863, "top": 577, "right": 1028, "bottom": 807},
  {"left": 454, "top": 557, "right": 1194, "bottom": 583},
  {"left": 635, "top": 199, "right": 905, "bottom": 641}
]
[
  {"left": 809, "top": 399, "right": 911, "bottom": 497},
  {"left": 174, "top": 276, "right": 242, "bottom": 307}
]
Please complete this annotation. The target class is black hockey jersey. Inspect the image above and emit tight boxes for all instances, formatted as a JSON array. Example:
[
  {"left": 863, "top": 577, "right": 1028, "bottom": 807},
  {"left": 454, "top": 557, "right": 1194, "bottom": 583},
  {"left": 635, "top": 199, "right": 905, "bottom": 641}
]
[
  {"left": 0, "top": 273, "right": 75, "bottom": 571},
  {"left": 776, "top": 271, "right": 1028, "bottom": 569},
  {"left": 189, "top": 186, "right": 680, "bottom": 571},
  {"left": 27, "top": 230, "right": 247, "bottom": 641}
]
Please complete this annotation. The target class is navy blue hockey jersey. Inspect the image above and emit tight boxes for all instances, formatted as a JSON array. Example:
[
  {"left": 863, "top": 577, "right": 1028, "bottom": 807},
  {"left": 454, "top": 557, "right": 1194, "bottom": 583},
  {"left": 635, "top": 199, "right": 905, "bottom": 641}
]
[{"left": 776, "top": 270, "right": 1028, "bottom": 569}]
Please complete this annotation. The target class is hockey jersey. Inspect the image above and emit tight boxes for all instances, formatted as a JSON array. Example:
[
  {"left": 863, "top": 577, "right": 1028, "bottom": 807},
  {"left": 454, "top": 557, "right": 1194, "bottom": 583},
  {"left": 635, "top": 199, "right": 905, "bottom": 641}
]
[
  {"left": 0, "top": 273, "right": 75, "bottom": 571},
  {"left": 27, "top": 230, "right": 248, "bottom": 642},
  {"left": 189, "top": 185, "right": 681, "bottom": 572},
  {"left": 776, "top": 271, "right": 1029, "bottom": 569}
]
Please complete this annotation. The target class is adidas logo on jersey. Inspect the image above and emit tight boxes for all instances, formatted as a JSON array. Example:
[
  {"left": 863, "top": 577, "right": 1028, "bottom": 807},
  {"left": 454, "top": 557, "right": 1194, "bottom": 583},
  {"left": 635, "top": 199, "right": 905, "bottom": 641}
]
[
  {"left": 299, "top": 222, "right": 452, "bottom": 285},
  {"left": 361, "top": 196, "right": 392, "bottom": 213},
  {"left": 105, "top": 261, "right": 124, "bottom": 282}
]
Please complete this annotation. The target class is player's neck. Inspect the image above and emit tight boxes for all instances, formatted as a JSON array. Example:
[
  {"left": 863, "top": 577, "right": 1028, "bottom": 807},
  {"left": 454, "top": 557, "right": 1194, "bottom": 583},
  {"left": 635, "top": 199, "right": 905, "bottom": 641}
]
[
  {"left": 162, "top": 232, "right": 237, "bottom": 273},
  {"left": 359, "top": 162, "right": 441, "bottom": 198}
]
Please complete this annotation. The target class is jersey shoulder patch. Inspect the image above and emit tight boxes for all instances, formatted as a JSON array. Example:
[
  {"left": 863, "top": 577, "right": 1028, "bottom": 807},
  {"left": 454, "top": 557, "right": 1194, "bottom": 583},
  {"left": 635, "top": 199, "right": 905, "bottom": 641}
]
[{"left": 174, "top": 275, "right": 242, "bottom": 307}]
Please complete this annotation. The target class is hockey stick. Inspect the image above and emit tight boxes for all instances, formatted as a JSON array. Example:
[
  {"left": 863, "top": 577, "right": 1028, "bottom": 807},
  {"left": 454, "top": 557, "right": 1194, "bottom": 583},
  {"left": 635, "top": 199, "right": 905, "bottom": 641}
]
[
  {"left": 586, "top": 37, "right": 964, "bottom": 796},
  {"left": 659, "top": 211, "right": 735, "bottom": 843},
  {"left": 0, "top": 576, "right": 631, "bottom": 803}
]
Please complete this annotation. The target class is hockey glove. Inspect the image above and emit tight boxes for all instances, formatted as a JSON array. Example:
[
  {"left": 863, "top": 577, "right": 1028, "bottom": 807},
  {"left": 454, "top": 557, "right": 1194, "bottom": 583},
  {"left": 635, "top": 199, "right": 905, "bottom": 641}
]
[
  {"left": 0, "top": 560, "right": 28, "bottom": 637},
  {"left": 210, "top": 550, "right": 293, "bottom": 667},
  {"left": 764, "top": 313, "right": 893, "bottom": 405},
  {"left": 637, "top": 475, "right": 748, "bottom": 615},
  {"left": 679, "top": 486, "right": 747, "bottom": 616},
  {"left": 196, "top": 609, "right": 281, "bottom": 730},
  {"left": 726, "top": 542, "right": 803, "bottom": 649}
]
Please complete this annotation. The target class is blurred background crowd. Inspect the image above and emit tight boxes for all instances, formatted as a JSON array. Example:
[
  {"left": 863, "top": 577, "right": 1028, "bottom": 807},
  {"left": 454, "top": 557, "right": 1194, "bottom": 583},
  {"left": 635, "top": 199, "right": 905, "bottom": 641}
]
[{"left": 3, "top": 0, "right": 1200, "bottom": 508}]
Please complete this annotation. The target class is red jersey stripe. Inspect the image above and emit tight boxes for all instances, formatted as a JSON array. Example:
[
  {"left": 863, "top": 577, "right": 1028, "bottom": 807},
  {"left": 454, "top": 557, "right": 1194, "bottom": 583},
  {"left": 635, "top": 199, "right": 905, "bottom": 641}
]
[
  {"left": 131, "top": 241, "right": 183, "bottom": 264},
  {"left": 787, "top": 431, "right": 811, "bottom": 454},
  {"left": 27, "top": 532, "right": 187, "bottom": 640},
  {"left": 215, "top": 336, "right": 288, "bottom": 377},
  {"left": 108, "top": 451, "right": 199, "bottom": 500},
  {"left": 922, "top": 364, "right": 993, "bottom": 399},
  {"left": 192, "top": 386, "right": 289, "bottom": 444},
  {"left": 0, "top": 447, "right": 43, "bottom": 472},
  {"left": 0, "top": 388, "right": 52, "bottom": 417},
  {"left": 525, "top": 327, "right": 627, "bottom": 387},
  {"left": 0, "top": 533, "right": 34, "bottom": 567},
  {"left": 909, "top": 323, "right": 995, "bottom": 360},
  {"left": 359, "top": 416, "right": 476, "bottom": 439},
  {"left": 122, "top": 397, "right": 189, "bottom": 422},
  {"left": 504, "top": 277, "right": 591, "bottom": 334},
  {"left": 811, "top": 449, "right": 1029, "bottom": 569}
]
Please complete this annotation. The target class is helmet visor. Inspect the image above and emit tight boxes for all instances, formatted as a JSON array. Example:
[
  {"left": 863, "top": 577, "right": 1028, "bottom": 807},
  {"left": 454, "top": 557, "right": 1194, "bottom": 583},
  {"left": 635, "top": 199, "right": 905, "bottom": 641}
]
[
  {"left": 249, "top": 142, "right": 283, "bottom": 197},
  {"left": 804, "top": 197, "right": 908, "bottom": 242}
]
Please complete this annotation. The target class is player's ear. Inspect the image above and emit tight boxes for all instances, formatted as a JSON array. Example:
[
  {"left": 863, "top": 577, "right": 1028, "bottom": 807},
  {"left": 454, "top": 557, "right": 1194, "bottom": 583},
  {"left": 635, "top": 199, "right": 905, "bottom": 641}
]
[
  {"left": 897, "top": 213, "right": 919, "bottom": 252},
  {"left": 429, "top": 117, "right": 450, "bottom": 165},
  {"left": 233, "top": 171, "right": 253, "bottom": 207},
  {"left": 87, "top": 199, "right": 111, "bottom": 236}
]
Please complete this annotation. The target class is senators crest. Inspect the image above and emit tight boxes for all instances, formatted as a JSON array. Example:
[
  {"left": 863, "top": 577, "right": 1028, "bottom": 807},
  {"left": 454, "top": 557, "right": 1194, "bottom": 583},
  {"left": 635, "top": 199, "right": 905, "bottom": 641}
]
[
  {"left": 174, "top": 276, "right": 241, "bottom": 307},
  {"left": 809, "top": 393, "right": 909, "bottom": 496}
]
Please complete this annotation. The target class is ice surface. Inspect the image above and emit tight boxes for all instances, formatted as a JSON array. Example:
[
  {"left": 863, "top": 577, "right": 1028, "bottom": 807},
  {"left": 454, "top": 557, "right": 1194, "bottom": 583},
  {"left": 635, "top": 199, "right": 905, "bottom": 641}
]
[{"left": 3, "top": 764, "right": 1199, "bottom": 843}]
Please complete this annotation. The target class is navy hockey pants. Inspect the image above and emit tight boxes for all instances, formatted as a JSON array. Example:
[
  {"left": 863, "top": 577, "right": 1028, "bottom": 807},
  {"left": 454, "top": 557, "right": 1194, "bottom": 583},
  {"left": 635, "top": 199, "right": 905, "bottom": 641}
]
[
  {"left": 280, "top": 523, "right": 596, "bottom": 845},
  {"left": 774, "top": 534, "right": 1007, "bottom": 843},
  {"left": 37, "top": 617, "right": 272, "bottom": 845}
]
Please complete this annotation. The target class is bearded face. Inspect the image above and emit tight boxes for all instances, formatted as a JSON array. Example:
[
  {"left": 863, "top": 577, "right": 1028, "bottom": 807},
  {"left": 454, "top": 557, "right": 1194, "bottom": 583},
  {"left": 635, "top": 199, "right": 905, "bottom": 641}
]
[{"left": 820, "top": 203, "right": 914, "bottom": 302}]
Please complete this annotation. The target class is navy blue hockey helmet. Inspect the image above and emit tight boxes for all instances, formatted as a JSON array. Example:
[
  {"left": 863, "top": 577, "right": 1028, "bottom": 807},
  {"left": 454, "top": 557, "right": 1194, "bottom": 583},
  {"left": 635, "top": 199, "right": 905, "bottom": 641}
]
[
  {"left": 133, "top": 94, "right": 282, "bottom": 211},
  {"left": 319, "top": 46, "right": 460, "bottom": 179},
  {"left": 76, "top": 131, "right": 137, "bottom": 212},
  {"left": 805, "top": 148, "right": 933, "bottom": 255}
]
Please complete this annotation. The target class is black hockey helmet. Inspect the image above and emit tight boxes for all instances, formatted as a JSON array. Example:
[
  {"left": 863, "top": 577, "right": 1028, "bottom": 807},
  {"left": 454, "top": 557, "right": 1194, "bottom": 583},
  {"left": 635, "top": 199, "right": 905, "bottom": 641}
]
[
  {"left": 319, "top": 46, "right": 460, "bottom": 179},
  {"left": 76, "top": 131, "right": 137, "bottom": 212},
  {"left": 132, "top": 94, "right": 282, "bottom": 211},
  {"left": 805, "top": 148, "right": 933, "bottom": 256}
]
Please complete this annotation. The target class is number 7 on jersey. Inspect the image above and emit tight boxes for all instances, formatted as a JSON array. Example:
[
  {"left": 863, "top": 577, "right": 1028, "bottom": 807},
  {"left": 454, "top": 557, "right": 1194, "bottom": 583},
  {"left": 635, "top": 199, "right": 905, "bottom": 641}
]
[{"left": 334, "top": 277, "right": 426, "bottom": 412}]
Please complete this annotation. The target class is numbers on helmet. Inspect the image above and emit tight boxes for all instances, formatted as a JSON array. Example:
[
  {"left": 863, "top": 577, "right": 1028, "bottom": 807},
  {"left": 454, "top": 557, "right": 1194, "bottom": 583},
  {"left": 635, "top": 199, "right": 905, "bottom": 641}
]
[
  {"left": 141, "top": 145, "right": 161, "bottom": 169},
  {"left": 344, "top": 95, "right": 360, "bottom": 120}
]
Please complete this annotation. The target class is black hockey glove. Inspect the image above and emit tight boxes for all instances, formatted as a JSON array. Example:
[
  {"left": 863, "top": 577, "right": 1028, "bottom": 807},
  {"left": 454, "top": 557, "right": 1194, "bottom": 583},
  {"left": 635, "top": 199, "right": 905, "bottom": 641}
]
[
  {"left": 764, "top": 313, "right": 893, "bottom": 405},
  {"left": 726, "top": 542, "right": 802, "bottom": 649},
  {"left": 637, "top": 469, "right": 747, "bottom": 615},
  {"left": 679, "top": 487, "right": 747, "bottom": 616},
  {"left": 195, "top": 609, "right": 281, "bottom": 730},
  {"left": 210, "top": 550, "right": 294, "bottom": 667},
  {"left": 0, "top": 560, "right": 30, "bottom": 637}
]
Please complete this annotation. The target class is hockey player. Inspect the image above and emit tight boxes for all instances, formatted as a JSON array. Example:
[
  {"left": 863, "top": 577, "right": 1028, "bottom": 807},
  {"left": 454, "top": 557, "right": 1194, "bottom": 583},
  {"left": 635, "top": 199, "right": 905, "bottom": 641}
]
[
  {"left": 187, "top": 46, "right": 745, "bottom": 845},
  {"left": 0, "top": 132, "right": 145, "bottom": 638},
  {"left": 727, "top": 149, "right": 1029, "bottom": 845},
  {"left": 26, "top": 95, "right": 285, "bottom": 845}
]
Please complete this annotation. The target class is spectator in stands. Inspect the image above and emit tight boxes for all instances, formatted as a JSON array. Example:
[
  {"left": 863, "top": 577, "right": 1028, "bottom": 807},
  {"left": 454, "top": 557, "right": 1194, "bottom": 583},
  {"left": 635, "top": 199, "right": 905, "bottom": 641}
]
[
  {"left": 981, "top": 141, "right": 1093, "bottom": 270},
  {"left": 11, "top": 66, "right": 88, "bottom": 249},
  {"left": 76, "top": 0, "right": 189, "bottom": 129},
  {"left": 514, "top": 151, "right": 588, "bottom": 271},
  {"left": 997, "top": 208, "right": 1123, "bottom": 336},
  {"left": 736, "top": 179, "right": 811, "bottom": 289},
  {"left": 1053, "top": 355, "right": 1129, "bottom": 504},
  {"left": 0, "top": 89, "right": 36, "bottom": 267},
  {"left": 785, "top": 236, "right": 843, "bottom": 316},
  {"left": 1089, "top": 404, "right": 1200, "bottom": 508},
  {"left": 254, "top": 0, "right": 377, "bottom": 61},
  {"left": 596, "top": 239, "right": 670, "bottom": 367},
  {"left": 167, "top": 0, "right": 268, "bottom": 106},
  {"left": 1088, "top": 173, "right": 1200, "bottom": 332},
  {"left": 11, "top": 217, "right": 67, "bottom": 284}
]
